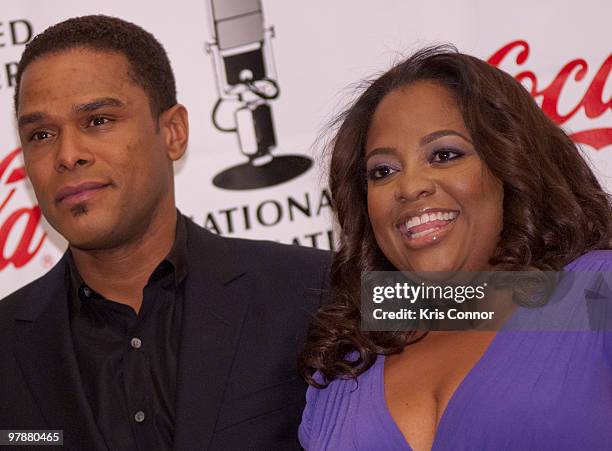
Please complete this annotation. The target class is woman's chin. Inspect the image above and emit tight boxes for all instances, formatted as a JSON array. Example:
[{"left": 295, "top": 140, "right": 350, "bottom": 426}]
[{"left": 396, "top": 255, "right": 461, "bottom": 274}]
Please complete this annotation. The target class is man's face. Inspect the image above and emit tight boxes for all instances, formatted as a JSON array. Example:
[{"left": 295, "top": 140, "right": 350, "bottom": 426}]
[{"left": 17, "top": 48, "right": 183, "bottom": 250}]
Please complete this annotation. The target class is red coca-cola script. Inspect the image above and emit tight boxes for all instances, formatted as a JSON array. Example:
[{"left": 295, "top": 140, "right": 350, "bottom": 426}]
[
  {"left": 489, "top": 40, "right": 611, "bottom": 150},
  {"left": 0, "top": 148, "right": 46, "bottom": 271}
]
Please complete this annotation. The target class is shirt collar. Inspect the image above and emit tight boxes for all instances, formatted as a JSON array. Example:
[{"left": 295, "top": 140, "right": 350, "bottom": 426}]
[{"left": 68, "top": 210, "right": 189, "bottom": 315}]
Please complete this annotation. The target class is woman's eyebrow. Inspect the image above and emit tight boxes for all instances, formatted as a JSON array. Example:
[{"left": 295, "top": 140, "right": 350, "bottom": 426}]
[
  {"left": 420, "top": 129, "right": 472, "bottom": 146},
  {"left": 364, "top": 147, "right": 396, "bottom": 162}
]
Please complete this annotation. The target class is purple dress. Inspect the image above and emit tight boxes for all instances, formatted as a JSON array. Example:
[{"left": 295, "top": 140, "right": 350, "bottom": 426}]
[{"left": 299, "top": 251, "right": 612, "bottom": 450}]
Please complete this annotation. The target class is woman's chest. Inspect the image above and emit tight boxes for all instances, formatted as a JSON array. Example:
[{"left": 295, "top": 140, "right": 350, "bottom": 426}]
[
  {"left": 382, "top": 331, "right": 612, "bottom": 451},
  {"left": 384, "top": 331, "right": 497, "bottom": 451}
]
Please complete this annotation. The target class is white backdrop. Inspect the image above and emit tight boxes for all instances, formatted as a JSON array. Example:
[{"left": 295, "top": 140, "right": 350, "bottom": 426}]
[{"left": 1, "top": 0, "right": 610, "bottom": 298}]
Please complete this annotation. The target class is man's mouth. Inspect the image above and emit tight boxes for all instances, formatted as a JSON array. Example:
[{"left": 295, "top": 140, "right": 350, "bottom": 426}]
[
  {"left": 397, "top": 210, "right": 459, "bottom": 241},
  {"left": 55, "top": 181, "right": 111, "bottom": 206}
]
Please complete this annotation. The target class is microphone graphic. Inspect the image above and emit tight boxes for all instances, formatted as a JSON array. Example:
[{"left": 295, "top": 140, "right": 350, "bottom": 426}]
[{"left": 206, "top": 0, "right": 312, "bottom": 190}]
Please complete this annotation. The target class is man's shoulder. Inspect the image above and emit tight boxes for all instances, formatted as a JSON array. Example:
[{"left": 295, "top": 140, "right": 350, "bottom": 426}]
[
  {"left": 0, "top": 287, "right": 23, "bottom": 321},
  {"left": 0, "top": 258, "right": 66, "bottom": 319},
  {"left": 228, "top": 234, "right": 330, "bottom": 266},
  {"left": 186, "top": 218, "right": 331, "bottom": 270}
]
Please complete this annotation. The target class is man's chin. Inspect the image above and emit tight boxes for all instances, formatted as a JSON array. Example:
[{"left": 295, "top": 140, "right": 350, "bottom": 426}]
[
  {"left": 67, "top": 232, "right": 119, "bottom": 252},
  {"left": 52, "top": 215, "right": 119, "bottom": 251}
]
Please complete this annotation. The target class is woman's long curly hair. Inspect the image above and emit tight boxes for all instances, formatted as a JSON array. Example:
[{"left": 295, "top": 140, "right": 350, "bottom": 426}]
[{"left": 299, "top": 45, "right": 612, "bottom": 387}]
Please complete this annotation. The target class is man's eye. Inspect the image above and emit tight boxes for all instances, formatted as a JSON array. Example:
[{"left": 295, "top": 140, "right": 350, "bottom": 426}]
[
  {"left": 31, "top": 130, "right": 52, "bottom": 141},
  {"left": 89, "top": 116, "right": 110, "bottom": 127},
  {"left": 431, "top": 149, "right": 463, "bottom": 163},
  {"left": 367, "top": 165, "right": 397, "bottom": 181}
]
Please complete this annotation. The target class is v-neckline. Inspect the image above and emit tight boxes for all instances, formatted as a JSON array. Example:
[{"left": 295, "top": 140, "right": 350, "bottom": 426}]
[{"left": 378, "top": 331, "right": 501, "bottom": 451}]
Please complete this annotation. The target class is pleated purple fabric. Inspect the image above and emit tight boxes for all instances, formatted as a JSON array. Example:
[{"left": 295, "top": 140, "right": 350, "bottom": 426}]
[{"left": 299, "top": 251, "right": 612, "bottom": 450}]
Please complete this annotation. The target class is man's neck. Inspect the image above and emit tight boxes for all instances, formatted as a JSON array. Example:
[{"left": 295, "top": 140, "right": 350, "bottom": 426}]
[{"left": 70, "top": 210, "right": 178, "bottom": 313}]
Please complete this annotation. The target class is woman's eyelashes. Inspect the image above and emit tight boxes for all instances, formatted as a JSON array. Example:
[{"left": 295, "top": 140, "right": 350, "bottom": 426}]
[
  {"left": 365, "top": 144, "right": 468, "bottom": 181},
  {"left": 366, "top": 149, "right": 465, "bottom": 180},
  {"left": 429, "top": 147, "right": 465, "bottom": 163},
  {"left": 366, "top": 164, "right": 399, "bottom": 181}
]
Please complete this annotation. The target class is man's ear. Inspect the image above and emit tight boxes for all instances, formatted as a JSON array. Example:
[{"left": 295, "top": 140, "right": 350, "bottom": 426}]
[{"left": 159, "top": 104, "right": 189, "bottom": 161}]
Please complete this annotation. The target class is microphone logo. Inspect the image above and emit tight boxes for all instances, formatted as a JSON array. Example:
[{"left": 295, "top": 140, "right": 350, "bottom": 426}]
[{"left": 206, "top": 0, "right": 313, "bottom": 190}]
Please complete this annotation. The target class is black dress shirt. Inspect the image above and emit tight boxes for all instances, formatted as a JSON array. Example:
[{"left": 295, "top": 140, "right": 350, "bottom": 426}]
[{"left": 68, "top": 214, "right": 188, "bottom": 451}]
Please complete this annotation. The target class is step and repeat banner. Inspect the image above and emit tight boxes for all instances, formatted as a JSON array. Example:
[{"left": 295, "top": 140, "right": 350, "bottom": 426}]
[{"left": 1, "top": 1, "right": 610, "bottom": 298}]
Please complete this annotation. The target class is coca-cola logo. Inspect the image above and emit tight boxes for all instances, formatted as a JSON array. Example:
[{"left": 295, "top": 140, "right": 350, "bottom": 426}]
[
  {"left": 489, "top": 40, "right": 611, "bottom": 150},
  {"left": 0, "top": 148, "right": 46, "bottom": 270}
]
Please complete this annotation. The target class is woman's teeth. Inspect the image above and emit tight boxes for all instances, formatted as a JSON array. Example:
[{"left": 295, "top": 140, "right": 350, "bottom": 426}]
[
  {"left": 405, "top": 211, "right": 458, "bottom": 229},
  {"left": 401, "top": 211, "right": 459, "bottom": 239}
]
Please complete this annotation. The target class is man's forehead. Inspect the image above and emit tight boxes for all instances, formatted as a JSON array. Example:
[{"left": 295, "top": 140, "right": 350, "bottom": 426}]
[
  {"left": 34, "top": 45, "right": 130, "bottom": 63},
  {"left": 18, "top": 48, "right": 137, "bottom": 114},
  {"left": 23, "top": 47, "right": 132, "bottom": 79},
  {"left": 20, "top": 48, "right": 136, "bottom": 93}
]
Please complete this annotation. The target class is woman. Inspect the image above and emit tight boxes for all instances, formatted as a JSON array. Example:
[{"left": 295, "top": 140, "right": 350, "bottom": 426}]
[{"left": 299, "top": 46, "right": 612, "bottom": 450}]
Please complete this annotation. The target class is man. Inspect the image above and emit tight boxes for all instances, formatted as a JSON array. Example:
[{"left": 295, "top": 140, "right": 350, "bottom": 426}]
[{"left": 0, "top": 15, "right": 329, "bottom": 450}]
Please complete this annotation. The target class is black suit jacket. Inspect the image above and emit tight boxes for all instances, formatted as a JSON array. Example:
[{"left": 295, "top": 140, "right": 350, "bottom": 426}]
[{"left": 0, "top": 219, "right": 330, "bottom": 450}]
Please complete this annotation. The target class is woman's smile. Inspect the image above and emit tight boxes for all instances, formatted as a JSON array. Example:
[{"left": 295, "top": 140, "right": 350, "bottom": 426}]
[{"left": 396, "top": 209, "right": 460, "bottom": 248}]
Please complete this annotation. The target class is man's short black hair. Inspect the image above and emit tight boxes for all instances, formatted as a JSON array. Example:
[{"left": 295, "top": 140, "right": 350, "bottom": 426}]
[{"left": 14, "top": 15, "right": 177, "bottom": 117}]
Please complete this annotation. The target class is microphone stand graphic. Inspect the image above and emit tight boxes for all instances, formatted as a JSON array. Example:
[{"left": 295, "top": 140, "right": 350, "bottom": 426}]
[{"left": 206, "top": 0, "right": 312, "bottom": 190}]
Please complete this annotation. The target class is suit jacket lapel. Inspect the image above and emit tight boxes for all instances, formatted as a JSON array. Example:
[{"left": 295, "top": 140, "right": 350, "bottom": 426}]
[
  {"left": 13, "top": 256, "right": 106, "bottom": 450},
  {"left": 173, "top": 222, "right": 249, "bottom": 451}
]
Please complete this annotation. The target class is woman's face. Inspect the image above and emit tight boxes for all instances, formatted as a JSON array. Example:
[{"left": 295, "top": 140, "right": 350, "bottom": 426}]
[{"left": 365, "top": 81, "right": 503, "bottom": 272}]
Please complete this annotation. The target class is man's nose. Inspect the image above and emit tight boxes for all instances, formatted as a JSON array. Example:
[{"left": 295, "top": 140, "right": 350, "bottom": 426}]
[
  {"left": 394, "top": 166, "right": 436, "bottom": 203},
  {"left": 54, "top": 128, "right": 94, "bottom": 172}
]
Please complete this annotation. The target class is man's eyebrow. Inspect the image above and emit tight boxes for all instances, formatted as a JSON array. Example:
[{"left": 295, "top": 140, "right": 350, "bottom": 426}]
[
  {"left": 420, "top": 129, "right": 472, "bottom": 146},
  {"left": 17, "top": 112, "right": 45, "bottom": 128},
  {"left": 17, "top": 98, "right": 125, "bottom": 128},
  {"left": 73, "top": 97, "right": 125, "bottom": 113}
]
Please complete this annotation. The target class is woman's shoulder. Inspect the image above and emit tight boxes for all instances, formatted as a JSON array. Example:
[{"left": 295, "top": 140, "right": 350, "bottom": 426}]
[
  {"left": 564, "top": 249, "right": 612, "bottom": 271},
  {"left": 301, "top": 355, "right": 383, "bottom": 419},
  {"left": 299, "top": 355, "right": 386, "bottom": 449}
]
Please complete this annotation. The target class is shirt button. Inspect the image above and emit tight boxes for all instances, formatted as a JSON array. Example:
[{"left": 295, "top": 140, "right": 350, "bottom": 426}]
[
  {"left": 130, "top": 337, "right": 142, "bottom": 349},
  {"left": 82, "top": 286, "right": 91, "bottom": 297},
  {"left": 134, "top": 410, "right": 145, "bottom": 423}
]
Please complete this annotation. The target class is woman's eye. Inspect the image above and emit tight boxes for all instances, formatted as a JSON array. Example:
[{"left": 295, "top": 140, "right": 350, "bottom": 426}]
[
  {"left": 431, "top": 149, "right": 462, "bottom": 163},
  {"left": 367, "top": 165, "right": 397, "bottom": 181}
]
